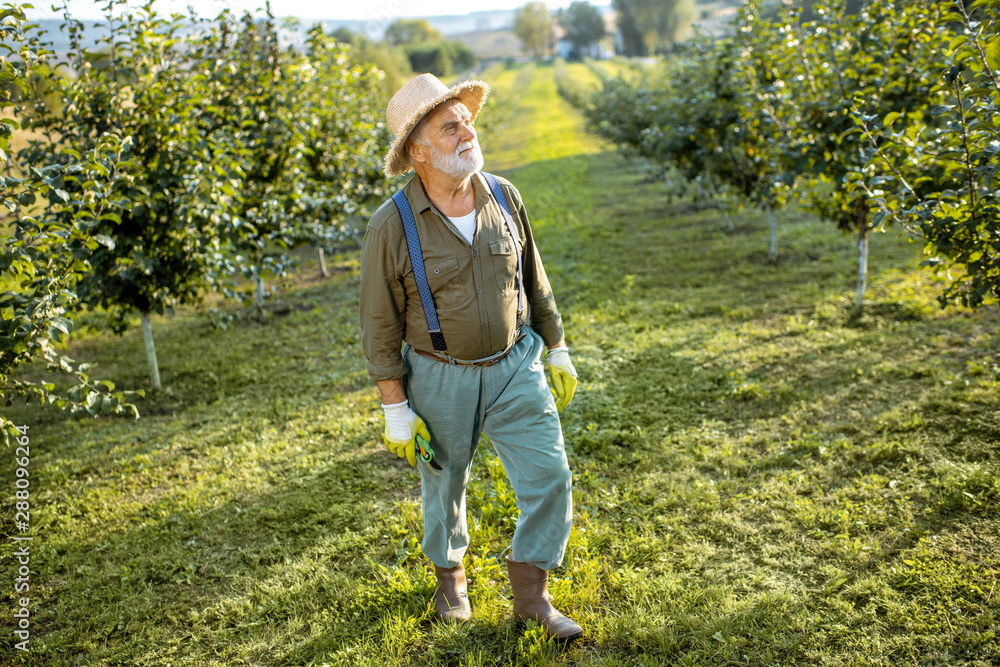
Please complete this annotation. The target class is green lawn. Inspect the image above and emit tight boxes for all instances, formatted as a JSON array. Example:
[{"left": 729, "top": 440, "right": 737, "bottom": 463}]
[
  {"left": 583, "top": 57, "right": 643, "bottom": 81},
  {"left": 2, "top": 61, "right": 998, "bottom": 666}
]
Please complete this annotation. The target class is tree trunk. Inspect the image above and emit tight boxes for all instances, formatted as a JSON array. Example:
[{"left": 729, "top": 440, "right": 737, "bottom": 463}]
[
  {"left": 318, "top": 246, "right": 329, "bottom": 278},
  {"left": 767, "top": 206, "right": 778, "bottom": 262},
  {"left": 695, "top": 177, "right": 707, "bottom": 209},
  {"left": 852, "top": 201, "right": 870, "bottom": 317},
  {"left": 723, "top": 209, "right": 735, "bottom": 233},
  {"left": 255, "top": 274, "right": 266, "bottom": 322},
  {"left": 140, "top": 311, "right": 161, "bottom": 391},
  {"left": 255, "top": 276, "right": 265, "bottom": 309}
]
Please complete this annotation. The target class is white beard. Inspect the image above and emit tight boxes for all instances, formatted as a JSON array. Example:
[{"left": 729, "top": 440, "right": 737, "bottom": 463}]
[{"left": 428, "top": 139, "right": 484, "bottom": 178}]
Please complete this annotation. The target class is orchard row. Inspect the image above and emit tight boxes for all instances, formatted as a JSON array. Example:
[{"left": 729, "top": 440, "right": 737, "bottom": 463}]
[
  {"left": 569, "top": 0, "right": 998, "bottom": 316},
  {"left": 1, "top": 1, "right": 389, "bottom": 433}
]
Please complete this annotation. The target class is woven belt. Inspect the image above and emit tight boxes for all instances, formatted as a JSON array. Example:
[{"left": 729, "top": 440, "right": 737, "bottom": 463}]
[{"left": 415, "top": 332, "right": 526, "bottom": 367}]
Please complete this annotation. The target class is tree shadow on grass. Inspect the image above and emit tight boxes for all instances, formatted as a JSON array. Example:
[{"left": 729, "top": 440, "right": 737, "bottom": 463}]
[
  {"left": 0, "top": 441, "right": 434, "bottom": 664},
  {"left": 5, "top": 146, "right": 998, "bottom": 665},
  {"left": 567, "top": 340, "right": 733, "bottom": 461},
  {"left": 5, "top": 267, "right": 369, "bottom": 427}
]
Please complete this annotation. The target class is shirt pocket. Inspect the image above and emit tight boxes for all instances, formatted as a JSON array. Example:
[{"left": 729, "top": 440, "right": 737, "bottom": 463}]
[
  {"left": 489, "top": 239, "right": 518, "bottom": 294},
  {"left": 423, "top": 256, "right": 466, "bottom": 303}
]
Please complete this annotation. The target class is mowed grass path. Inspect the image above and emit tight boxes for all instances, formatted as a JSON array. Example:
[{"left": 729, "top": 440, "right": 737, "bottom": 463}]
[{"left": 2, "top": 62, "right": 998, "bottom": 666}]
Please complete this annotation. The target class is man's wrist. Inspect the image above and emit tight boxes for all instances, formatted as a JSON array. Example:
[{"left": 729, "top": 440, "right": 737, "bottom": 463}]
[{"left": 376, "top": 378, "right": 407, "bottom": 405}]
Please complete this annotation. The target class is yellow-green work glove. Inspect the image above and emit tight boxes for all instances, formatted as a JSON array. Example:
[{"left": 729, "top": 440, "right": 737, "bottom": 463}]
[
  {"left": 381, "top": 400, "right": 430, "bottom": 467},
  {"left": 546, "top": 346, "right": 578, "bottom": 411}
]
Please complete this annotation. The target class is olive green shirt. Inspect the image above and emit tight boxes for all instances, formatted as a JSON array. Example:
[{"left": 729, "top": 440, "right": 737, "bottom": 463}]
[{"left": 360, "top": 172, "right": 564, "bottom": 382}]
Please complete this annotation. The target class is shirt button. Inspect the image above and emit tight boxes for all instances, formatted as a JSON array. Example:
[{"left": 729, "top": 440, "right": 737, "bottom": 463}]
[
  {"left": 434, "top": 269, "right": 440, "bottom": 274},
  {"left": 477, "top": 288, "right": 482, "bottom": 293}
]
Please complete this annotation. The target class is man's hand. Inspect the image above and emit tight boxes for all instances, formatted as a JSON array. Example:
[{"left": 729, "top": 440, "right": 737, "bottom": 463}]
[
  {"left": 546, "top": 346, "right": 578, "bottom": 411},
  {"left": 382, "top": 400, "right": 430, "bottom": 467}
]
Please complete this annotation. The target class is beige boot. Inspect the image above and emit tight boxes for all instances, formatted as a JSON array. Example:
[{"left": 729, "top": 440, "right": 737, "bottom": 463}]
[
  {"left": 434, "top": 562, "right": 472, "bottom": 622},
  {"left": 505, "top": 555, "right": 583, "bottom": 643}
]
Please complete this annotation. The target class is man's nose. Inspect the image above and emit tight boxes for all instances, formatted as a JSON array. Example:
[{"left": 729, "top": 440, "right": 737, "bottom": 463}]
[{"left": 460, "top": 120, "right": 476, "bottom": 142}]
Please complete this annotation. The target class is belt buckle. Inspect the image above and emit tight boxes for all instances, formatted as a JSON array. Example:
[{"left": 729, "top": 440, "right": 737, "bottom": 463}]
[{"left": 429, "top": 329, "right": 526, "bottom": 367}]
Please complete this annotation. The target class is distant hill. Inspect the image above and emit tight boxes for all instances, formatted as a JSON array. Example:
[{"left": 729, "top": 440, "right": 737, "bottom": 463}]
[
  {"left": 23, "top": 6, "right": 619, "bottom": 61},
  {"left": 451, "top": 29, "right": 525, "bottom": 61},
  {"left": 24, "top": 19, "right": 111, "bottom": 53},
  {"left": 22, "top": 13, "right": 514, "bottom": 54},
  {"left": 24, "top": 6, "right": 617, "bottom": 49}
]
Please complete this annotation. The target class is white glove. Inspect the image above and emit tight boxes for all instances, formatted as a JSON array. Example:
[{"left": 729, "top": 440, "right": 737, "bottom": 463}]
[
  {"left": 382, "top": 400, "right": 418, "bottom": 440},
  {"left": 547, "top": 346, "right": 574, "bottom": 370}
]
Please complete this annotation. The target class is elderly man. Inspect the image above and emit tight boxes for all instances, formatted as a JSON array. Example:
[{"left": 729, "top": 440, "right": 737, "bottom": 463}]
[{"left": 359, "top": 73, "right": 581, "bottom": 642}]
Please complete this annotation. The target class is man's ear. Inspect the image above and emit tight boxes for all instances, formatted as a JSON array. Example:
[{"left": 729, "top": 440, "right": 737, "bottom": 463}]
[{"left": 407, "top": 140, "right": 427, "bottom": 165}]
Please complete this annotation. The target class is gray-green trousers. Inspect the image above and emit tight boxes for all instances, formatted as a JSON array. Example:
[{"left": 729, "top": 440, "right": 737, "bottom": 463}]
[{"left": 404, "top": 327, "right": 573, "bottom": 571}]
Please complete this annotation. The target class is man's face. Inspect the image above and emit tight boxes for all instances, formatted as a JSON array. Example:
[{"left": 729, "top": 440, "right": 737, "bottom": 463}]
[{"left": 415, "top": 99, "right": 484, "bottom": 179}]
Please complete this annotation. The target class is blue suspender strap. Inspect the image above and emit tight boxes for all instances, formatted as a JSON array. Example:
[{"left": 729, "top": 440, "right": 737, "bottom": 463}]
[
  {"left": 481, "top": 172, "right": 525, "bottom": 324},
  {"left": 391, "top": 175, "right": 523, "bottom": 353},
  {"left": 392, "top": 189, "right": 447, "bottom": 351}
]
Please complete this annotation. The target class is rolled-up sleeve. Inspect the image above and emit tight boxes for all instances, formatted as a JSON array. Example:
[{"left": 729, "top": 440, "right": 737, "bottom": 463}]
[{"left": 360, "top": 219, "right": 408, "bottom": 381}]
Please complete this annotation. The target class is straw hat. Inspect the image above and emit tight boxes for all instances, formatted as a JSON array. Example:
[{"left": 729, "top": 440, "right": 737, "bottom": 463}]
[{"left": 383, "top": 73, "right": 490, "bottom": 178}]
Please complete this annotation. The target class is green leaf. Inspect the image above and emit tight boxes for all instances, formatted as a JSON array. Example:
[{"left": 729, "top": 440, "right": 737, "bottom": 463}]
[
  {"left": 94, "top": 234, "right": 115, "bottom": 250},
  {"left": 51, "top": 317, "right": 72, "bottom": 335},
  {"left": 986, "top": 35, "right": 1000, "bottom": 70}
]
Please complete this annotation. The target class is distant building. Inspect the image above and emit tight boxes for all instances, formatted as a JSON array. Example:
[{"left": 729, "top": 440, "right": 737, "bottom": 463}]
[
  {"left": 555, "top": 38, "right": 612, "bottom": 60},
  {"left": 554, "top": 7, "right": 615, "bottom": 60}
]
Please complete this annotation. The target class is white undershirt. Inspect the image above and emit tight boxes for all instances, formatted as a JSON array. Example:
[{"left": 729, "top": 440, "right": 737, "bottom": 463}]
[{"left": 447, "top": 210, "right": 477, "bottom": 245}]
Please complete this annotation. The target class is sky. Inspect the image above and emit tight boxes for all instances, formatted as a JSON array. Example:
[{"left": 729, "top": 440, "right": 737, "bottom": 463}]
[{"left": 25, "top": 0, "right": 580, "bottom": 21}]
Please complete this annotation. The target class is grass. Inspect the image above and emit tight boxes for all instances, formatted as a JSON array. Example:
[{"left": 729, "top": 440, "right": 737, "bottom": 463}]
[
  {"left": 585, "top": 57, "right": 645, "bottom": 81},
  {"left": 1, "top": 61, "right": 999, "bottom": 666}
]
